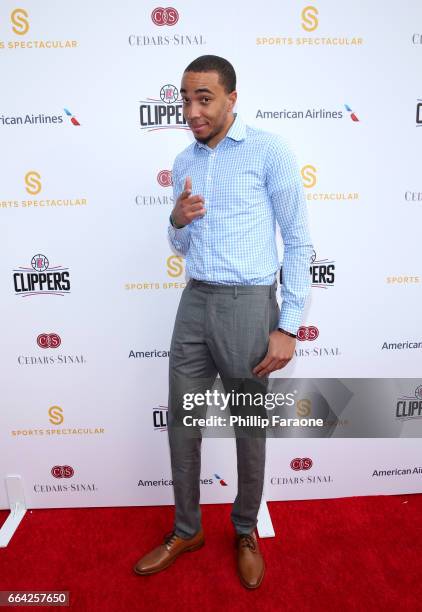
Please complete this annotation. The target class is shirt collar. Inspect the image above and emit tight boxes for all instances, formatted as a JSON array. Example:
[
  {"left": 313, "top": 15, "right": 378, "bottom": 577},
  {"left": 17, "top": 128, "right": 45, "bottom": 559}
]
[
  {"left": 226, "top": 113, "right": 246, "bottom": 142},
  {"left": 195, "top": 113, "right": 246, "bottom": 150}
]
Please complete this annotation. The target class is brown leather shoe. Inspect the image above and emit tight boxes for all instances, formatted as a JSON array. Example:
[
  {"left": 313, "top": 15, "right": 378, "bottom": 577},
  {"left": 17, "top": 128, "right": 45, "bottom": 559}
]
[
  {"left": 236, "top": 530, "right": 265, "bottom": 589},
  {"left": 133, "top": 529, "right": 204, "bottom": 575}
]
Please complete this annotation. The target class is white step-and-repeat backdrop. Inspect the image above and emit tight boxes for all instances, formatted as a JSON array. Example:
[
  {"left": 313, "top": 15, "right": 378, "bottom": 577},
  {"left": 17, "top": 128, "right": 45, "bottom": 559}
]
[{"left": 1, "top": 1, "right": 422, "bottom": 509}]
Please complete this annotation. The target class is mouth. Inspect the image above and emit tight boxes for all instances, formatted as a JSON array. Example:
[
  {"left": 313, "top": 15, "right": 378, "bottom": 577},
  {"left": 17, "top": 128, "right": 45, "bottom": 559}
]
[{"left": 190, "top": 123, "right": 208, "bottom": 135}]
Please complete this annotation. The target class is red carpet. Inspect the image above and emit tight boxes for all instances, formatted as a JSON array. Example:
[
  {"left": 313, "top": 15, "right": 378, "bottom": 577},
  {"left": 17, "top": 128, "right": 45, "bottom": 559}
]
[{"left": 1, "top": 495, "right": 421, "bottom": 611}]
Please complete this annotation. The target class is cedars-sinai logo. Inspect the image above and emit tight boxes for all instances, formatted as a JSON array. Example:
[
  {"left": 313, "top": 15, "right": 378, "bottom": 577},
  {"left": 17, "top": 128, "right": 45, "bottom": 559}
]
[
  {"left": 151, "top": 7, "right": 179, "bottom": 26},
  {"left": 157, "top": 170, "right": 172, "bottom": 187},
  {"left": 51, "top": 465, "right": 74, "bottom": 478},
  {"left": 297, "top": 326, "right": 319, "bottom": 341},
  {"left": 290, "top": 458, "right": 313, "bottom": 471},
  {"left": 37, "top": 333, "right": 61, "bottom": 349},
  {"left": 13, "top": 254, "right": 70, "bottom": 297},
  {"left": 139, "top": 84, "right": 189, "bottom": 132}
]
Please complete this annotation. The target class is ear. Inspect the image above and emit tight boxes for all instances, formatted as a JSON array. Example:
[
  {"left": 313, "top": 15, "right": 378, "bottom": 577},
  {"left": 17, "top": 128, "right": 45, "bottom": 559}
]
[{"left": 227, "top": 90, "right": 237, "bottom": 112}]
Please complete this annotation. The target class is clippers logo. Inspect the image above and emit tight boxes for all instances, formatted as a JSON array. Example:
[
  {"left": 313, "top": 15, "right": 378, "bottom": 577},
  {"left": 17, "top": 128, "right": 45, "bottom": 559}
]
[
  {"left": 153, "top": 406, "right": 168, "bottom": 431},
  {"left": 157, "top": 170, "right": 172, "bottom": 187},
  {"left": 301, "top": 6, "right": 318, "bottom": 32},
  {"left": 280, "top": 250, "right": 335, "bottom": 289},
  {"left": 11, "top": 8, "right": 30, "bottom": 35},
  {"left": 344, "top": 104, "right": 360, "bottom": 122},
  {"left": 13, "top": 254, "right": 71, "bottom": 297},
  {"left": 161, "top": 84, "right": 178, "bottom": 104},
  {"left": 64, "top": 108, "right": 80, "bottom": 126},
  {"left": 31, "top": 253, "right": 48, "bottom": 271},
  {"left": 48, "top": 405, "right": 64, "bottom": 425},
  {"left": 310, "top": 250, "right": 335, "bottom": 288},
  {"left": 214, "top": 473, "right": 228, "bottom": 486},
  {"left": 396, "top": 386, "right": 422, "bottom": 420},
  {"left": 290, "top": 457, "right": 313, "bottom": 471},
  {"left": 151, "top": 7, "right": 179, "bottom": 26},
  {"left": 51, "top": 465, "right": 74, "bottom": 479},
  {"left": 139, "top": 84, "right": 188, "bottom": 131},
  {"left": 37, "top": 333, "right": 61, "bottom": 349},
  {"left": 297, "top": 326, "right": 319, "bottom": 341},
  {"left": 417, "top": 100, "right": 422, "bottom": 126}
]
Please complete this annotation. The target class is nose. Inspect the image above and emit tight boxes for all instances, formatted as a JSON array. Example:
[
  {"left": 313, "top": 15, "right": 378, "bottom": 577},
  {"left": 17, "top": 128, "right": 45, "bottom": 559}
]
[{"left": 184, "top": 101, "right": 201, "bottom": 121}]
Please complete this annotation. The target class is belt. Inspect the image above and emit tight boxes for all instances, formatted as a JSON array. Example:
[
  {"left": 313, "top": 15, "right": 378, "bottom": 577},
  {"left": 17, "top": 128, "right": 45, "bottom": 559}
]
[{"left": 188, "top": 278, "right": 277, "bottom": 298}]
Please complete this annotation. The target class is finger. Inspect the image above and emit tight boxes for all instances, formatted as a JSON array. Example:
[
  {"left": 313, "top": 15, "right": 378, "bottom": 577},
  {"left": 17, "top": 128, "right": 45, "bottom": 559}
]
[
  {"left": 185, "top": 195, "right": 204, "bottom": 206},
  {"left": 180, "top": 178, "right": 193, "bottom": 200},
  {"left": 277, "top": 361, "right": 289, "bottom": 371},
  {"left": 187, "top": 201, "right": 206, "bottom": 212},
  {"left": 252, "top": 354, "right": 272, "bottom": 376},
  {"left": 270, "top": 359, "right": 289, "bottom": 374},
  {"left": 256, "top": 358, "right": 283, "bottom": 378},
  {"left": 258, "top": 355, "right": 290, "bottom": 375},
  {"left": 271, "top": 358, "right": 292, "bottom": 374},
  {"left": 187, "top": 208, "right": 206, "bottom": 220},
  {"left": 180, "top": 189, "right": 191, "bottom": 200},
  {"left": 184, "top": 176, "right": 192, "bottom": 194}
]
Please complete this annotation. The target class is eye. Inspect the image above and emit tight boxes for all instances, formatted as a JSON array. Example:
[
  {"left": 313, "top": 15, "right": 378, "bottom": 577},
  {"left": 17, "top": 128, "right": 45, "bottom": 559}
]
[{"left": 202, "top": 97, "right": 210, "bottom": 103}]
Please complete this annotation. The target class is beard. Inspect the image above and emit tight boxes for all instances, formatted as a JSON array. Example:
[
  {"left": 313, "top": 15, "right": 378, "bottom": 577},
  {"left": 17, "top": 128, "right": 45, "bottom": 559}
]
[
  {"left": 188, "top": 114, "right": 234, "bottom": 147},
  {"left": 189, "top": 121, "right": 224, "bottom": 145}
]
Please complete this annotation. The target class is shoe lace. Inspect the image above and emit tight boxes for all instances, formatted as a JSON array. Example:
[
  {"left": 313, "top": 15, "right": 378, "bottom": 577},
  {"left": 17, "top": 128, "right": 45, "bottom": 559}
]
[
  {"left": 163, "top": 531, "right": 178, "bottom": 548},
  {"left": 238, "top": 534, "right": 257, "bottom": 552}
]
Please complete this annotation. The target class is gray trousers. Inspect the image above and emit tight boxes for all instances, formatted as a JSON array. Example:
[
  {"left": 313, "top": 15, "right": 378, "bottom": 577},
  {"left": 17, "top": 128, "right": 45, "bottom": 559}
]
[{"left": 168, "top": 279, "right": 279, "bottom": 538}]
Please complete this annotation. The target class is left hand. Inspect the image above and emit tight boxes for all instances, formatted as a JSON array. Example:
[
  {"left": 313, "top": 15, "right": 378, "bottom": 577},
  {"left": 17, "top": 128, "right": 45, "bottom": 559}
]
[{"left": 252, "top": 330, "right": 296, "bottom": 378}]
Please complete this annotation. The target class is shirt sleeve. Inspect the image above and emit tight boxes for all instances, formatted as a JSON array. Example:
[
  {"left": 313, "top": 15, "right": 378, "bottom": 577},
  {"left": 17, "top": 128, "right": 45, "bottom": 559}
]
[
  {"left": 266, "top": 136, "right": 313, "bottom": 335},
  {"left": 167, "top": 156, "right": 191, "bottom": 255}
]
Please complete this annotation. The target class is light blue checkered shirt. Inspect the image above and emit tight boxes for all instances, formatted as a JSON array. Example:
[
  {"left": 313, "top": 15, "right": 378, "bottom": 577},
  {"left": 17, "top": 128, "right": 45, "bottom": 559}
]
[{"left": 168, "top": 114, "right": 313, "bottom": 334}]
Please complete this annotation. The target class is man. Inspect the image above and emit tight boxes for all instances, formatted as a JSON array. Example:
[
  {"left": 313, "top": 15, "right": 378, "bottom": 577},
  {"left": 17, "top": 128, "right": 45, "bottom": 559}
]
[{"left": 134, "top": 55, "right": 312, "bottom": 589}]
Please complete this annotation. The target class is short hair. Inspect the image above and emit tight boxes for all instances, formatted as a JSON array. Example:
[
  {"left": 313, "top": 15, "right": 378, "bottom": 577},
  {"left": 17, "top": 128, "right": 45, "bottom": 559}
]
[{"left": 184, "top": 55, "right": 236, "bottom": 93}]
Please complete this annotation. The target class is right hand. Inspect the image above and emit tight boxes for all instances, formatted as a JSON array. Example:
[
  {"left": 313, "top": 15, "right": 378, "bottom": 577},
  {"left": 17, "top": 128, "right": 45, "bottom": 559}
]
[{"left": 171, "top": 176, "right": 206, "bottom": 227}]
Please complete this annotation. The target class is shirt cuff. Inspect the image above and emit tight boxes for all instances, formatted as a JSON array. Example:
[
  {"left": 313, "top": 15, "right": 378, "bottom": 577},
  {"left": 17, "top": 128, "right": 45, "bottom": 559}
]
[
  {"left": 278, "top": 307, "right": 304, "bottom": 336},
  {"left": 168, "top": 223, "right": 189, "bottom": 237}
]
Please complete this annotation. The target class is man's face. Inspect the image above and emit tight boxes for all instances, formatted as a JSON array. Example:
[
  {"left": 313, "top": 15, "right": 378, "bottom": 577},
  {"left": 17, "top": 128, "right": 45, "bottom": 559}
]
[{"left": 180, "top": 70, "right": 237, "bottom": 148}]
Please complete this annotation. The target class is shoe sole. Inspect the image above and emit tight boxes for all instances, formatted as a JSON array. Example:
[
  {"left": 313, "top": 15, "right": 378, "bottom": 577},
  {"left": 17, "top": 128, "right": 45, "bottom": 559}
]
[
  {"left": 238, "top": 564, "right": 265, "bottom": 589},
  {"left": 133, "top": 540, "right": 205, "bottom": 576}
]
